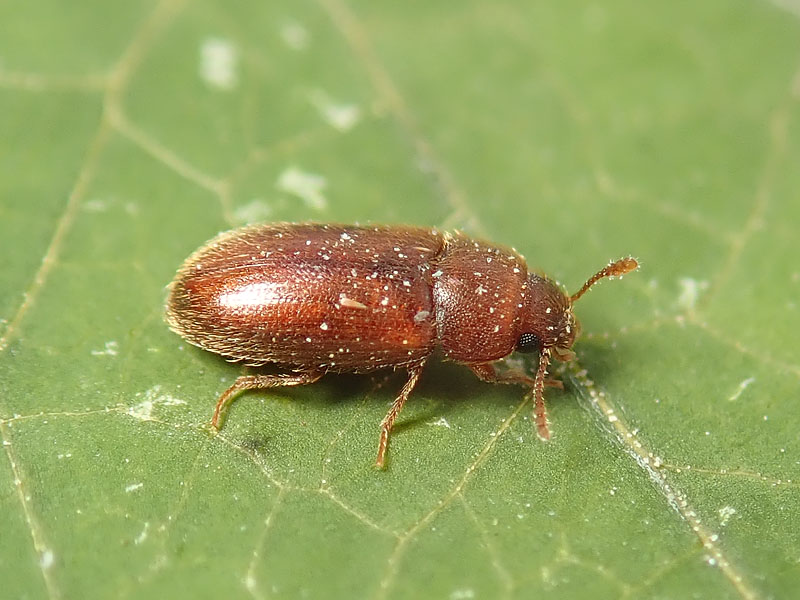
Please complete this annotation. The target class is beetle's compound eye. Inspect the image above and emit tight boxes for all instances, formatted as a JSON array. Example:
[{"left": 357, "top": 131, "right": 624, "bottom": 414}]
[{"left": 516, "top": 332, "right": 541, "bottom": 354}]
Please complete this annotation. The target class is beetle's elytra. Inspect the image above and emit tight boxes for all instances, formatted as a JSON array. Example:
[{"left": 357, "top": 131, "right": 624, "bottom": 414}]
[{"left": 166, "top": 223, "right": 637, "bottom": 467}]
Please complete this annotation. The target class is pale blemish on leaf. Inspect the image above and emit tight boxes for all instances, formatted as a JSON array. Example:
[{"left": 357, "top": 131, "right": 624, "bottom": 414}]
[
  {"left": 719, "top": 506, "right": 737, "bottom": 526},
  {"left": 309, "top": 90, "right": 361, "bottom": 132},
  {"left": 728, "top": 377, "right": 755, "bottom": 401},
  {"left": 199, "top": 37, "right": 239, "bottom": 91},
  {"left": 677, "top": 277, "right": 709, "bottom": 311},
  {"left": 134, "top": 522, "right": 150, "bottom": 545},
  {"left": 276, "top": 166, "right": 328, "bottom": 210},
  {"left": 233, "top": 199, "right": 273, "bottom": 225},
  {"left": 127, "top": 385, "right": 186, "bottom": 421},
  {"left": 280, "top": 19, "right": 309, "bottom": 50},
  {"left": 90, "top": 340, "right": 119, "bottom": 356}
]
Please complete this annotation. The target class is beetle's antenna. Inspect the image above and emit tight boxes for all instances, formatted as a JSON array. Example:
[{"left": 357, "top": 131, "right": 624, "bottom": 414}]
[{"left": 570, "top": 257, "right": 638, "bottom": 304}]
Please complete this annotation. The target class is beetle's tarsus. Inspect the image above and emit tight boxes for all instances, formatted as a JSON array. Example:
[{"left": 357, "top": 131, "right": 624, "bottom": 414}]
[{"left": 543, "top": 378, "right": 563, "bottom": 389}]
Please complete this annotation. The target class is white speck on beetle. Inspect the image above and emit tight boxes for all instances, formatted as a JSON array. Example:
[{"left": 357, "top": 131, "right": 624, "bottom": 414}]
[
  {"left": 276, "top": 167, "right": 327, "bottom": 211},
  {"left": 320, "top": 322, "right": 329, "bottom": 330},
  {"left": 339, "top": 295, "right": 367, "bottom": 309},
  {"left": 199, "top": 37, "right": 239, "bottom": 91}
]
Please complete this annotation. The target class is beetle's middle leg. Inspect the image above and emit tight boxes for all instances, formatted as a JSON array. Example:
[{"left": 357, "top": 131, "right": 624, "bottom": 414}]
[
  {"left": 376, "top": 362, "right": 426, "bottom": 469},
  {"left": 211, "top": 369, "right": 323, "bottom": 429}
]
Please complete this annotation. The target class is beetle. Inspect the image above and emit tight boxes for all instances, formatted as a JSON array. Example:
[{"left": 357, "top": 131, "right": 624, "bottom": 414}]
[{"left": 165, "top": 223, "right": 637, "bottom": 467}]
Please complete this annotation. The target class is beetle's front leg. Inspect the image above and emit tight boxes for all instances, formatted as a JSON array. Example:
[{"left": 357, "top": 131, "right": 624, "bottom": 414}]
[
  {"left": 469, "top": 350, "right": 554, "bottom": 441},
  {"left": 468, "top": 362, "right": 562, "bottom": 389}
]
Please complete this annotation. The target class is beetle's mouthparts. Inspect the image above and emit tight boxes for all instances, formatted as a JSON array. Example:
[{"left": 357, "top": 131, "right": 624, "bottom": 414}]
[{"left": 552, "top": 347, "right": 576, "bottom": 362}]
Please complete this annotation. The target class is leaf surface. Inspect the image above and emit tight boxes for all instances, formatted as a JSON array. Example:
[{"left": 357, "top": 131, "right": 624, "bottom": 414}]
[{"left": 1, "top": 1, "right": 799, "bottom": 599}]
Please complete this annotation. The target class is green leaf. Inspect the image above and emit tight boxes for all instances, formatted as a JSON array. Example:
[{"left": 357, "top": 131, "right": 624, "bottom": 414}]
[{"left": 2, "top": 1, "right": 799, "bottom": 598}]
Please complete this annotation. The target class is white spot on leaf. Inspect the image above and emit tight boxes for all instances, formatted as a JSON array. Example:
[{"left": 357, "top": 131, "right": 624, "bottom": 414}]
[
  {"left": 128, "top": 385, "right": 185, "bottom": 421},
  {"left": 199, "top": 37, "right": 239, "bottom": 91},
  {"left": 718, "top": 506, "right": 736, "bottom": 526},
  {"left": 429, "top": 417, "right": 451, "bottom": 429},
  {"left": 280, "top": 20, "right": 309, "bottom": 50},
  {"left": 728, "top": 377, "right": 755, "bottom": 401},
  {"left": 310, "top": 90, "right": 361, "bottom": 132},
  {"left": 677, "top": 277, "right": 708, "bottom": 311},
  {"left": 233, "top": 199, "right": 272, "bottom": 224},
  {"left": 135, "top": 522, "right": 150, "bottom": 545},
  {"left": 91, "top": 340, "right": 119, "bottom": 356},
  {"left": 276, "top": 167, "right": 328, "bottom": 211}
]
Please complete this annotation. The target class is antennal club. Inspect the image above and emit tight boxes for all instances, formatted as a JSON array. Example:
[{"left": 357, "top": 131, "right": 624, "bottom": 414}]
[{"left": 570, "top": 257, "right": 638, "bottom": 304}]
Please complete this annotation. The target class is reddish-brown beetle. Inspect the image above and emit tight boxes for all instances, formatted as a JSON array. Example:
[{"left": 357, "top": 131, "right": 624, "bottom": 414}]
[{"left": 166, "top": 223, "right": 637, "bottom": 467}]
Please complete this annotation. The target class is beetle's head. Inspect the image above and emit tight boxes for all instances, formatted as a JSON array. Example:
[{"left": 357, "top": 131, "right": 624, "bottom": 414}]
[{"left": 516, "top": 257, "right": 638, "bottom": 361}]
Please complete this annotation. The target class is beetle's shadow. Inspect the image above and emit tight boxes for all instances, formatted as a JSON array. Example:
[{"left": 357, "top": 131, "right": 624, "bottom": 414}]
[
  {"left": 227, "top": 367, "right": 372, "bottom": 452},
  {"left": 372, "top": 354, "right": 535, "bottom": 435},
  {"left": 218, "top": 353, "right": 536, "bottom": 451}
]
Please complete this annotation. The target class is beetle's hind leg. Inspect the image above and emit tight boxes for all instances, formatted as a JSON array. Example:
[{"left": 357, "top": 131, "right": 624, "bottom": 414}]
[
  {"left": 211, "top": 370, "right": 323, "bottom": 430},
  {"left": 376, "top": 362, "right": 426, "bottom": 469}
]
